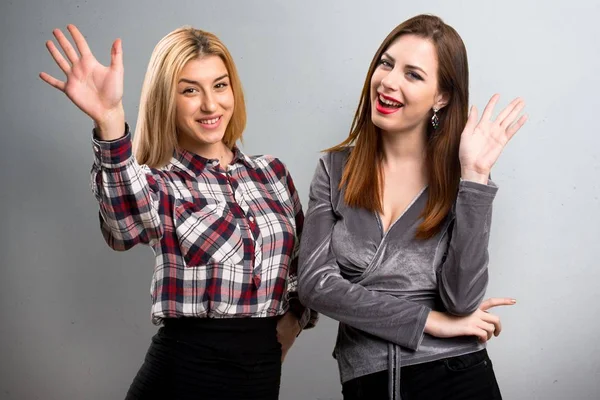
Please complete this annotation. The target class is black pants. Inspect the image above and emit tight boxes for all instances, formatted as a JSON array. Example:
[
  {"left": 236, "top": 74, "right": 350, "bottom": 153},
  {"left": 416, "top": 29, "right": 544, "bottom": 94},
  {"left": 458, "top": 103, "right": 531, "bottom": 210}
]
[
  {"left": 125, "top": 317, "right": 282, "bottom": 400},
  {"left": 342, "top": 349, "right": 502, "bottom": 400}
]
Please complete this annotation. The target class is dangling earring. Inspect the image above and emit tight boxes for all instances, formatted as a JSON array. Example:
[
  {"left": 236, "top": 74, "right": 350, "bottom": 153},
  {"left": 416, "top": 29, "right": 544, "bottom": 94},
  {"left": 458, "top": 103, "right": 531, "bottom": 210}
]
[{"left": 431, "top": 107, "right": 440, "bottom": 130}]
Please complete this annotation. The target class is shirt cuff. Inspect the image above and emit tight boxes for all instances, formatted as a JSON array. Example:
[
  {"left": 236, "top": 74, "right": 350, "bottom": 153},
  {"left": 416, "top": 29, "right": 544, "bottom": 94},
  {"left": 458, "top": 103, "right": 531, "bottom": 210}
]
[
  {"left": 458, "top": 178, "right": 499, "bottom": 200},
  {"left": 287, "top": 293, "right": 312, "bottom": 331},
  {"left": 92, "top": 123, "right": 132, "bottom": 169},
  {"left": 407, "top": 305, "right": 431, "bottom": 351}
]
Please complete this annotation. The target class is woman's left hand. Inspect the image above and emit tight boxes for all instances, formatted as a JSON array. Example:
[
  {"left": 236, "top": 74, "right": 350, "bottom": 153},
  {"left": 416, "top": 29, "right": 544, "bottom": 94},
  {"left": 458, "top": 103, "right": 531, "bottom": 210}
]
[
  {"left": 276, "top": 312, "right": 301, "bottom": 362},
  {"left": 459, "top": 94, "right": 528, "bottom": 184}
]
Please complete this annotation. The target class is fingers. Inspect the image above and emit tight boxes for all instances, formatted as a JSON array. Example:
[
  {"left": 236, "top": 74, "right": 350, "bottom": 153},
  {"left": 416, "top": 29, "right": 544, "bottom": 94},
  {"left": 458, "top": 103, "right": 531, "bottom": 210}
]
[
  {"left": 506, "top": 114, "right": 528, "bottom": 140},
  {"left": 45, "top": 40, "right": 71, "bottom": 74},
  {"left": 481, "top": 312, "right": 502, "bottom": 337},
  {"left": 53, "top": 28, "right": 80, "bottom": 64},
  {"left": 471, "top": 321, "right": 494, "bottom": 342},
  {"left": 479, "top": 297, "right": 516, "bottom": 311},
  {"left": 472, "top": 327, "right": 488, "bottom": 342},
  {"left": 499, "top": 99, "right": 526, "bottom": 137},
  {"left": 482, "top": 321, "right": 495, "bottom": 340},
  {"left": 480, "top": 93, "right": 500, "bottom": 122},
  {"left": 492, "top": 315, "right": 502, "bottom": 337},
  {"left": 463, "top": 105, "right": 478, "bottom": 135},
  {"left": 496, "top": 97, "right": 523, "bottom": 124},
  {"left": 39, "top": 72, "right": 65, "bottom": 91},
  {"left": 110, "top": 38, "right": 123, "bottom": 70},
  {"left": 67, "top": 24, "right": 92, "bottom": 57}
]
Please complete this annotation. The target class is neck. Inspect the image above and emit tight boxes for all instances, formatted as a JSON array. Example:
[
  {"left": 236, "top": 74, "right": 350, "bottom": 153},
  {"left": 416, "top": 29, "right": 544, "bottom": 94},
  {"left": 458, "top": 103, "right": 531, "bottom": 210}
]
[
  {"left": 380, "top": 124, "right": 428, "bottom": 169},
  {"left": 180, "top": 140, "right": 234, "bottom": 166}
]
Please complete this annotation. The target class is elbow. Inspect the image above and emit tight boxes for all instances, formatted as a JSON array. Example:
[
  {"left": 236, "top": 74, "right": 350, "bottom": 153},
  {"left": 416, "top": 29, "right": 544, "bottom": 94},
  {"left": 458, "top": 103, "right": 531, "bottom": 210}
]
[
  {"left": 297, "top": 249, "right": 338, "bottom": 312},
  {"left": 444, "top": 301, "right": 480, "bottom": 317},
  {"left": 101, "top": 228, "right": 139, "bottom": 252},
  {"left": 298, "top": 275, "right": 338, "bottom": 314},
  {"left": 297, "top": 273, "right": 325, "bottom": 311},
  {"left": 441, "top": 290, "right": 486, "bottom": 316},
  {"left": 100, "top": 217, "right": 164, "bottom": 251},
  {"left": 439, "top": 269, "right": 489, "bottom": 316}
]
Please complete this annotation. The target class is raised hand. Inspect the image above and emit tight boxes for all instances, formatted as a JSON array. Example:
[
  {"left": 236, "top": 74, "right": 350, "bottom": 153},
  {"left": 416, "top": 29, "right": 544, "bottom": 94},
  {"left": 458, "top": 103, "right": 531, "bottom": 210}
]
[
  {"left": 459, "top": 94, "right": 528, "bottom": 184},
  {"left": 39, "top": 24, "right": 125, "bottom": 139}
]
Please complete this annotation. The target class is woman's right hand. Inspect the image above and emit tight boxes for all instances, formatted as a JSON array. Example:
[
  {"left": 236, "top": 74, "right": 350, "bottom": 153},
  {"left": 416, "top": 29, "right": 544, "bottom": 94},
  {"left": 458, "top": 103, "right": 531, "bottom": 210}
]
[
  {"left": 40, "top": 24, "right": 125, "bottom": 140},
  {"left": 425, "top": 298, "right": 516, "bottom": 342}
]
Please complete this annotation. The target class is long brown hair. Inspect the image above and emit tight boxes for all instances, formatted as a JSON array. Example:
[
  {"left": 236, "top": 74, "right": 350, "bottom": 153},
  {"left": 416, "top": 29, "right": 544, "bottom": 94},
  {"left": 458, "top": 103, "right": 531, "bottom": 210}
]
[
  {"left": 328, "top": 14, "right": 469, "bottom": 239},
  {"left": 133, "top": 27, "right": 247, "bottom": 168}
]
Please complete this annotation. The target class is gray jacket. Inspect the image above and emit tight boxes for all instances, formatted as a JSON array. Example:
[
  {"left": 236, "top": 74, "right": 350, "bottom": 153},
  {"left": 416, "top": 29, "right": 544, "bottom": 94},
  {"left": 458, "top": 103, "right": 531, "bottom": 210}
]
[{"left": 297, "top": 149, "right": 497, "bottom": 399}]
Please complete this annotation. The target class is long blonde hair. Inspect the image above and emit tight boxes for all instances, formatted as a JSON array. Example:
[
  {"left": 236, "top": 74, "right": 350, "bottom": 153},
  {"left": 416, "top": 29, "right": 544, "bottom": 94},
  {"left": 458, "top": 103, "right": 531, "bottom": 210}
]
[{"left": 133, "top": 27, "right": 247, "bottom": 168}]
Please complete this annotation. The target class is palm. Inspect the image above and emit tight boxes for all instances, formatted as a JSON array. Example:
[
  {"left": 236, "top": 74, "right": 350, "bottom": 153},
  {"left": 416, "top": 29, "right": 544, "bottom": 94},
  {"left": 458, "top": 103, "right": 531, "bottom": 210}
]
[
  {"left": 40, "top": 25, "right": 123, "bottom": 124},
  {"left": 65, "top": 53, "right": 122, "bottom": 121},
  {"left": 459, "top": 119, "right": 510, "bottom": 173},
  {"left": 459, "top": 95, "right": 527, "bottom": 175}
]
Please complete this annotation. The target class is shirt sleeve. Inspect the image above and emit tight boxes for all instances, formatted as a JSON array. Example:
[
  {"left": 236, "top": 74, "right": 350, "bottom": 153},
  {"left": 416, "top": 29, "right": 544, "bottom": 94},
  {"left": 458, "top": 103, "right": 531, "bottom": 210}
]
[
  {"left": 90, "top": 126, "right": 165, "bottom": 251},
  {"left": 436, "top": 179, "right": 498, "bottom": 316},
  {"left": 280, "top": 161, "right": 319, "bottom": 330},
  {"left": 297, "top": 152, "right": 430, "bottom": 350}
]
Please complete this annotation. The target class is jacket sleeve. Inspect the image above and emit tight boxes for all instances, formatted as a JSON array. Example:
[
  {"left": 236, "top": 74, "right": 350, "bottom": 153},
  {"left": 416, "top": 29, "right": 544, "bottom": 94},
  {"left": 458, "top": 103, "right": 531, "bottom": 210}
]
[{"left": 437, "top": 179, "right": 498, "bottom": 316}]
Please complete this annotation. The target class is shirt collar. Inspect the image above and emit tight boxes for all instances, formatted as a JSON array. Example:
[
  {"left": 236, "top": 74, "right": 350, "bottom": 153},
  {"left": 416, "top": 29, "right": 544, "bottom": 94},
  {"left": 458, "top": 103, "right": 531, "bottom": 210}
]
[{"left": 171, "top": 145, "right": 256, "bottom": 175}]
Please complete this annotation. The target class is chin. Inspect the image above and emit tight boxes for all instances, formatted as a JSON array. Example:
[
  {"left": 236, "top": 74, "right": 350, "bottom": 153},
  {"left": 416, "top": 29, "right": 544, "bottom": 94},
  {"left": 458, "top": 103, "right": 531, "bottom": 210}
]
[
  {"left": 195, "top": 130, "right": 226, "bottom": 145},
  {"left": 371, "top": 113, "right": 395, "bottom": 131}
]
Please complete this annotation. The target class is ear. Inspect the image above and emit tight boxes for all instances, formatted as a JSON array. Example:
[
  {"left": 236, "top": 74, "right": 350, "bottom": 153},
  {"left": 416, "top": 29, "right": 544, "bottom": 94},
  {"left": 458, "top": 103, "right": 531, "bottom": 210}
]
[{"left": 434, "top": 91, "right": 449, "bottom": 110}]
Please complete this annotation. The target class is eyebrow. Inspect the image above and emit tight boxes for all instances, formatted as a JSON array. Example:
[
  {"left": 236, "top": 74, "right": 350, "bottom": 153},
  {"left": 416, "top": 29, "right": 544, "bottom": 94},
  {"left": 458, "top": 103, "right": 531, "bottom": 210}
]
[
  {"left": 406, "top": 64, "right": 428, "bottom": 76},
  {"left": 178, "top": 74, "right": 229, "bottom": 85},
  {"left": 381, "top": 52, "right": 428, "bottom": 77}
]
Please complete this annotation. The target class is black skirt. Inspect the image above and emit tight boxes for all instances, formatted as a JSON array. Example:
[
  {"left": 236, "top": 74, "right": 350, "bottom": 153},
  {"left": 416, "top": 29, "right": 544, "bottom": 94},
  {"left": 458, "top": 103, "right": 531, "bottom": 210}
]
[{"left": 125, "top": 317, "right": 282, "bottom": 400}]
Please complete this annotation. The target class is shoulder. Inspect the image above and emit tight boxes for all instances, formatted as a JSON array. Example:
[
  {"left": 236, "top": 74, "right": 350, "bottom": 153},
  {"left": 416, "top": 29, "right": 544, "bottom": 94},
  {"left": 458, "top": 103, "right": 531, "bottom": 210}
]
[
  {"left": 317, "top": 147, "right": 352, "bottom": 177},
  {"left": 249, "top": 154, "right": 291, "bottom": 182}
]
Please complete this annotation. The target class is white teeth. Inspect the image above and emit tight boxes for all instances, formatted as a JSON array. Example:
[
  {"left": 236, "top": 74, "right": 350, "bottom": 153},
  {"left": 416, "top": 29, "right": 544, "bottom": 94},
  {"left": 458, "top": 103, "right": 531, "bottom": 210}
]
[
  {"left": 379, "top": 95, "right": 402, "bottom": 107},
  {"left": 199, "top": 116, "right": 220, "bottom": 124}
]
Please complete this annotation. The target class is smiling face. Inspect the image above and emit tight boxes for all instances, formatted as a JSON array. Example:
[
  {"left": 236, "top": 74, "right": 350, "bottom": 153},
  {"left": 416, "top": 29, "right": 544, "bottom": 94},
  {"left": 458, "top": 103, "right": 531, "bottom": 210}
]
[
  {"left": 370, "top": 34, "right": 448, "bottom": 136},
  {"left": 175, "top": 55, "right": 234, "bottom": 155}
]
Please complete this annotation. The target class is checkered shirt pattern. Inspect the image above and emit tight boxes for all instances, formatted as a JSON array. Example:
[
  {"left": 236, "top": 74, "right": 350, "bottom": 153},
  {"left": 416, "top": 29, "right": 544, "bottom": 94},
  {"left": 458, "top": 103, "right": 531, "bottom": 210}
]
[{"left": 90, "top": 129, "right": 317, "bottom": 329}]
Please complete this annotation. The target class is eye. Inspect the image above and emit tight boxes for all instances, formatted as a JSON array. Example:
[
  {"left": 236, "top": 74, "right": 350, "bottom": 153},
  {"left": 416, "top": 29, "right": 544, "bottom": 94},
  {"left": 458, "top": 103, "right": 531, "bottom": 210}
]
[
  {"left": 215, "top": 82, "right": 229, "bottom": 90},
  {"left": 406, "top": 71, "right": 423, "bottom": 81},
  {"left": 378, "top": 59, "right": 393, "bottom": 69},
  {"left": 182, "top": 87, "right": 198, "bottom": 94}
]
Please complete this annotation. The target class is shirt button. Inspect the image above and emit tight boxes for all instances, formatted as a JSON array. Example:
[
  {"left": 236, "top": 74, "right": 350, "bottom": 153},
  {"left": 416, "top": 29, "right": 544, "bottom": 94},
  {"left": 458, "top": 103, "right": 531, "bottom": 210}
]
[{"left": 249, "top": 216, "right": 255, "bottom": 223}]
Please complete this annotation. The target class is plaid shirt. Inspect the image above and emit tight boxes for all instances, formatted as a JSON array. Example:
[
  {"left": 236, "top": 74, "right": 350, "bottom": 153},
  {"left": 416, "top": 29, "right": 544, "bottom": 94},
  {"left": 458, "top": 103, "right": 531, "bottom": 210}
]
[{"left": 90, "top": 129, "right": 317, "bottom": 329}]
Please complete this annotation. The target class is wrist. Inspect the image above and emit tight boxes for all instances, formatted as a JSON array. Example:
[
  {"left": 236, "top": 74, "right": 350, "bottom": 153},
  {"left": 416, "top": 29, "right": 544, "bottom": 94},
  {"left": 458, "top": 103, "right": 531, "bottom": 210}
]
[
  {"left": 460, "top": 168, "right": 489, "bottom": 185},
  {"left": 424, "top": 310, "right": 441, "bottom": 336},
  {"left": 95, "top": 105, "right": 126, "bottom": 141},
  {"left": 282, "top": 311, "right": 302, "bottom": 336}
]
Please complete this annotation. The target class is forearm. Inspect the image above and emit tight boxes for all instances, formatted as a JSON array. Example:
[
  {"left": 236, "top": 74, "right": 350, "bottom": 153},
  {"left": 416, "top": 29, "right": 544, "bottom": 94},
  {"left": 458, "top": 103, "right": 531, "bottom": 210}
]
[
  {"left": 91, "top": 129, "right": 163, "bottom": 249},
  {"left": 438, "top": 179, "right": 497, "bottom": 315}
]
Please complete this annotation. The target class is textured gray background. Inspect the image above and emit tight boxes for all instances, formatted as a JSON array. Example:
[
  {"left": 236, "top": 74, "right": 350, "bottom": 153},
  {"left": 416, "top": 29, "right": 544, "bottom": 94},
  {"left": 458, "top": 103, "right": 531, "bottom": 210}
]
[{"left": 1, "top": 0, "right": 599, "bottom": 399}]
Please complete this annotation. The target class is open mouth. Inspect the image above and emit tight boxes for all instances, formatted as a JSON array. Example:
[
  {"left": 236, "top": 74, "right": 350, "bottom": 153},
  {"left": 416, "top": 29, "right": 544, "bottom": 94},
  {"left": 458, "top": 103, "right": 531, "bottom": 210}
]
[
  {"left": 376, "top": 94, "right": 404, "bottom": 114},
  {"left": 197, "top": 116, "right": 221, "bottom": 125},
  {"left": 378, "top": 94, "right": 403, "bottom": 108}
]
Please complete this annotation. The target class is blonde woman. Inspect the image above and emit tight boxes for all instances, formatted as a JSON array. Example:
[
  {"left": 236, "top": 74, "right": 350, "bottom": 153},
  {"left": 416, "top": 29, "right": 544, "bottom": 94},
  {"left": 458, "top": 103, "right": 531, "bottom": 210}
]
[{"left": 40, "top": 25, "right": 316, "bottom": 399}]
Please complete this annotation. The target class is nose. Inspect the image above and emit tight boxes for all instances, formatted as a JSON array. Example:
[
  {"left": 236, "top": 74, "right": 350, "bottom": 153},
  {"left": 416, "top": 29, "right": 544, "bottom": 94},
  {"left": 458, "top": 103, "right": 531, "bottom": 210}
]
[
  {"left": 200, "top": 92, "right": 217, "bottom": 113},
  {"left": 380, "top": 70, "right": 400, "bottom": 92}
]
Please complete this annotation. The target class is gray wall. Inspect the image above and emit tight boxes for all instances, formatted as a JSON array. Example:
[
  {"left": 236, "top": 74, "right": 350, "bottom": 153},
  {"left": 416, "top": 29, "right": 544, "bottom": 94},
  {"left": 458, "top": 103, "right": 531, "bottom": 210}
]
[{"left": 1, "top": 1, "right": 598, "bottom": 399}]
